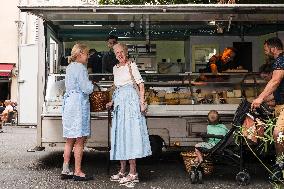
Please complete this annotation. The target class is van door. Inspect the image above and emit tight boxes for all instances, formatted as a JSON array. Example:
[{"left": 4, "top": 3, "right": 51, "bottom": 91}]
[{"left": 18, "top": 44, "right": 38, "bottom": 125}]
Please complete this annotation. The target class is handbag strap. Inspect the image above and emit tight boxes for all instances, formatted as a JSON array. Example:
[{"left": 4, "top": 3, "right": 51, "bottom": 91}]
[
  {"left": 127, "top": 62, "right": 140, "bottom": 96},
  {"left": 93, "top": 82, "right": 101, "bottom": 91}
]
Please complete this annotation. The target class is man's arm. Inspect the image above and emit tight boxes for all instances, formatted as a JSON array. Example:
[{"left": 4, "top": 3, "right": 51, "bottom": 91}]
[
  {"left": 209, "top": 56, "right": 218, "bottom": 75},
  {"left": 252, "top": 70, "right": 284, "bottom": 108},
  {"left": 259, "top": 70, "right": 284, "bottom": 100},
  {"left": 210, "top": 64, "right": 218, "bottom": 75}
]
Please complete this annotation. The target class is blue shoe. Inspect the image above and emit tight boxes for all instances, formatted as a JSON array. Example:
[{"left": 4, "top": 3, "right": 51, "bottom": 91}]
[{"left": 73, "top": 174, "right": 94, "bottom": 181}]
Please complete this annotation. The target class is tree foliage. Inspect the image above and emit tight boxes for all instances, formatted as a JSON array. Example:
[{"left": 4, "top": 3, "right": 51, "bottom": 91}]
[{"left": 98, "top": 0, "right": 284, "bottom": 5}]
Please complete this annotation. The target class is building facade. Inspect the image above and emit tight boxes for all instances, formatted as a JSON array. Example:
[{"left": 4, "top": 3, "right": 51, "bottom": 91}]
[{"left": 0, "top": 0, "right": 20, "bottom": 102}]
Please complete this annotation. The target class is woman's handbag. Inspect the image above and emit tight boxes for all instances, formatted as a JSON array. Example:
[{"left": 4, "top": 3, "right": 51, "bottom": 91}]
[
  {"left": 89, "top": 83, "right": 110, "bottom": 112},
  {"left": 127, "top": 63, "right": 148, "bottom": 114}
]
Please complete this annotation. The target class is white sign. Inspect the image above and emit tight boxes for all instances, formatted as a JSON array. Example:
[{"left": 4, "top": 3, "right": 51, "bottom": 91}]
[{"left": 80, "top": 0, "right": 99, "bottom": 5}]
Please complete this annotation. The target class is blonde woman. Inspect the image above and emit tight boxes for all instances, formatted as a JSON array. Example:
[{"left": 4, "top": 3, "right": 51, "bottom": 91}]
[
  {"left": 106, "top": 43, "right": 152, "bottom": 186},
  {"left": 61, "top": 43, "right": 94, "bottom": 181}
]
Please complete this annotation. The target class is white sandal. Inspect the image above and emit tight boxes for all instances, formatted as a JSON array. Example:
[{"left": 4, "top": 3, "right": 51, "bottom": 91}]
[
  {"left": 123, "top": 181, "right": 136, "bottom": 188},
  {"left": 119, "top": 173, "right": 139, "bottom": 184},
  {"left": 110, "top": 171, "right": 126, "bottom": 182}
]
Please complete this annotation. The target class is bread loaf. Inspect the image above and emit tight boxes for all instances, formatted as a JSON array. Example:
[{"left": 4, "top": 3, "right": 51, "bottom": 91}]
[
  {"left": 179, "top": 98, "right": 192, "bottom": 105},
  {"left": 165, "top": 99, "right": 179, "bottom": 105},
  {"left": 165, "top": 93, "right": 179, "bottom": 100},
  {"left": 149, "top": 96, "right": 160, "bottom": 105},
  {"left": 233, "top": 90, "right": 242, "bottom": 98},
  {"left": 178, "top": 92, "right": 191, "bottom": 99},
  {"left": 226, "top": 91, "right": 234, "bottom": 98}
]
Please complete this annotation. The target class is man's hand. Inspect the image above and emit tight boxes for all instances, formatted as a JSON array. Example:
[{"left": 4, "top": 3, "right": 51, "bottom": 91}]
[{"left": 251, "top": 97, "right": 264, "bottom": 110}]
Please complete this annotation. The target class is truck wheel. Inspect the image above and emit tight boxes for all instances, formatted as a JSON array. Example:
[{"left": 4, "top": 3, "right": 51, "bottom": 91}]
[{"left": 149, "top": 136, "right": 163, "bottom": 158}]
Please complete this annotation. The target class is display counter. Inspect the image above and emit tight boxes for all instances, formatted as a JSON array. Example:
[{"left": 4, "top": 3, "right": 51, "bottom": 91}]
[{"left": 40, "top": 72, "right": 266, "bottom": 153}]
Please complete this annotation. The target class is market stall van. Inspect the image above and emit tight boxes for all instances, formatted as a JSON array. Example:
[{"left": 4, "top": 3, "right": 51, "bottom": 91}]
[{"left": 18, "top": 3, "right": 284, "bottom": 155}]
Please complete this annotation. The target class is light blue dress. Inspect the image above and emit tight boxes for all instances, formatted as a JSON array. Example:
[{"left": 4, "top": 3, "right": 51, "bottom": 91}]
[
  {"left": 62, "top": 62, "right": 93, "bottom": 138},
  {"left": 110, "top": 81, "right": 152, "bottom": 160}
]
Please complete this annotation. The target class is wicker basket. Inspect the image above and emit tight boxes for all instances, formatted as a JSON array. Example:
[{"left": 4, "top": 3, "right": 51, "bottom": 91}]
[
  {"left": 180, "top": 151, "right": 214, "bottom": 175},
  {"left": 180, "top": 151, "right": 196, "bottom": 172},
  {"left": 89, "top": 84, "right": 110, "bottom": 112},
  {"left": 202, "top": 161, "right": 214, "bottom": 175}
]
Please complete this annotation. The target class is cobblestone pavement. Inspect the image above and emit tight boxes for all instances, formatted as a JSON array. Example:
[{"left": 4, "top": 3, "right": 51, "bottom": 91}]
[{"left": 0, "top": 127, "right": 276, "bottom": 189}]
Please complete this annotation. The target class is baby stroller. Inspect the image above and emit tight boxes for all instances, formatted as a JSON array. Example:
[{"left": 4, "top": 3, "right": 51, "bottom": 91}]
[{"left": 189, "top": 98, "right": 273, "bottom": 185}]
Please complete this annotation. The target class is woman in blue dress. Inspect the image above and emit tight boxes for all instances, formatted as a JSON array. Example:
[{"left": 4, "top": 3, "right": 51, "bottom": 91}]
[
  {"left": 61, "top": 43, "right": 94, "bottom": 181},
  {"left": 106, "top": 43, "right": 152, "bottom": 185}
]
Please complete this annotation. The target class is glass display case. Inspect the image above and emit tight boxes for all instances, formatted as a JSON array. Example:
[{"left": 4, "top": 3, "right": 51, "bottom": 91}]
[
  {"left": 141, "top": 72, "right": 266, "bottom": 116},
  {"left": 42, "top": 72, "right": 266, "bottom": 116},
  {"left": 42, "top": 73, "right": 113, "bottom": 116}
]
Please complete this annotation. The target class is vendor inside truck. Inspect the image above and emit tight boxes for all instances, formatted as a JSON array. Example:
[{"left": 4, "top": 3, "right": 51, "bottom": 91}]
[
  {"left": 198, "top": 47, "right": 238, "bottom": 81},
  {"left": 203, "top": 47, "right": 237, "bottom": 74}
]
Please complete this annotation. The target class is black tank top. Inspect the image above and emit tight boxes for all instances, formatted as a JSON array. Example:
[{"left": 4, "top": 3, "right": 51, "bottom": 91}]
[{"left": 272, "top": 53, "right": 284, "bottom": 104}]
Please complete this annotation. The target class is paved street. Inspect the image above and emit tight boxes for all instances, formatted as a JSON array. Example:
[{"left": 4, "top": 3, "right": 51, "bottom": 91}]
[{"left": 0, "top": 127, "right": 274, "bottom": 189}]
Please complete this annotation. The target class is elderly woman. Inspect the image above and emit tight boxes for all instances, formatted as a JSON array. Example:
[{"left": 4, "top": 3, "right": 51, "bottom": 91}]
[
  {"left": 61, "top": 43, "right": 94, "bottom": 181},
  {"left": 107, "top": 43, "right": 152, "bottom": 185}
]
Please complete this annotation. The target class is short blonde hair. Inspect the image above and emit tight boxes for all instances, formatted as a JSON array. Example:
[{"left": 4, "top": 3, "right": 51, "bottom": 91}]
[
  {"left": 113, "top": 43, "right": 128, "bottom": 55},
  {"left": 68, "top": 43, "right": 89, "bottom": 63}
]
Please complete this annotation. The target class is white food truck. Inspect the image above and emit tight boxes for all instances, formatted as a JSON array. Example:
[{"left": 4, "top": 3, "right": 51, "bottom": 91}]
[{"left": 18, "top": 3, "right": 283, "bottom": 155}]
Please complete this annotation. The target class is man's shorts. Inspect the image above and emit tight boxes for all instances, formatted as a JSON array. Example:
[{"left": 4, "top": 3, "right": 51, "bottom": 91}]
[{"left": 275, "top": 105, "right": 284, "bottom": 131}]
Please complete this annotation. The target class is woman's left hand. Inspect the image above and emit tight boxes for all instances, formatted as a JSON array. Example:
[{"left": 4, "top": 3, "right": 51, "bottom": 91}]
[
  {"left": 140, "top": 101, "right": 147, "bottom": 113},
  {"left": 106, "top": 101, "right": 113, "bottom": 110}
]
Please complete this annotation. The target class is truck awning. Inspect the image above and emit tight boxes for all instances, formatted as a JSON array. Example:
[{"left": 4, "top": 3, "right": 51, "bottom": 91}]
[
  {"left": 18, "top": 4, "right": 284, "bottom": 40},
  {"left": 18, "top": 4, "right": 284, "bottom": 22},
  {"left": 0, "top": 64, "right": 14, "bottom": 77}
]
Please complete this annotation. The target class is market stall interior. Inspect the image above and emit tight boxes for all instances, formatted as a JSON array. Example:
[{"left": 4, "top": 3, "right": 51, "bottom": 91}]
[{"left": 19, "top": 4, "right": 284, "bottom": 152}]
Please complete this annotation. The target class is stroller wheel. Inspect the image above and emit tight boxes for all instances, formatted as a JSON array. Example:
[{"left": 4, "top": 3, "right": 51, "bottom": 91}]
[
  {"left": 189, "top": 170, "right": 197, "bottom": 184},
  {"left": 197, "top": 170, "right": 203, "bottom": 184},
  {"left": 269, "top": 166, "right": 284, "bottom": 182},
  {"left": 236, "top": 171, "right": 250, "bottom": 186}
]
